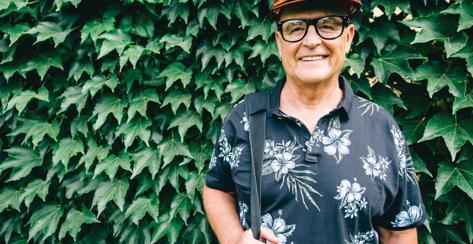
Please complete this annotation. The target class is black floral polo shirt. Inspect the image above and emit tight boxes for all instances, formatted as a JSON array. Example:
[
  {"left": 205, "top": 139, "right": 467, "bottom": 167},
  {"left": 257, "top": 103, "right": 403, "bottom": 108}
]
[{"left": 205, "top": 76, "right": 426, "bottom": 243}]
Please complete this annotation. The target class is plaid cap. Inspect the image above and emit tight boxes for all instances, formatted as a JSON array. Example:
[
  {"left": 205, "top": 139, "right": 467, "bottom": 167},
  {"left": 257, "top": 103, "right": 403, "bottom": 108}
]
[{"left": 271, "top": 0, "right": 362, "bottom": 19}]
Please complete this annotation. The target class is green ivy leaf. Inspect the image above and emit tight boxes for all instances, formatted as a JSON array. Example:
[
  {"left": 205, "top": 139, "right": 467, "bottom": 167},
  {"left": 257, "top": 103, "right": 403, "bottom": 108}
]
[
  {"left": 168, "top": 110, "right": 203, "bottom": 142},
  {"left": 414, "top": 61, "right": 467, "bottom": 98},
  {"left": 8, "top": 119, "right": 60, "bottom": 146},
  {"left": 344, "top": 53, "right": 365, "bottom": 78},
  {"left": 97, "top": 30, "right": 131, "bottom": 58},
  {"left": 196, "top": 42, "right": 226, "bottom": 71},
  {"left": 59, "top": 86, "right": 88, "bottom": 113},
  {"left": 52, "top": 138, "right": 85, "bottom": 169},
  {"left": 158, "top": 137, "right": 193, "bottom": 168},
  {"left": 0, "top": 147, "right": 43, "bottom": 182},
  {"left": 358, "top": 17, "right": 400, "bottom": 54},
  {"left": 20, "top": 179, "right": 50, "bottom": 208},
  {"left": 435, "top": 160, "right": 473, "bottom": 200},
  {"left": 371, "top": 0, "right": 411, "bottom": 18},
  {"left": 124, "top": 197, "right": 159, "bottom": 225},
  {"left": 160, "top": 34, "right": 192, "bottom": 54},
  {"left": 131, "top": 147, "right": 161, "bottom": 179},
  {"left": 402, "top": 14, "right": 468, "bottom": 57},
  {"left": 27, "top": 21, "right": 72, "bottom": 47},
  {"left": 78, "top": 139, "right": 109, "bottom": 172},
  {"left": 80, "top": 17, "right": 115, "bottom": 44},
  {"left": 453, "top": 93, "right": 473, "bottom": 115},
  {"left": 5, "top": 86, "right": 49, "bottom": 114},
  {"left": 439, "top": 196, "right": 473, "bottom": 243},
  {"left": 59, "top": 208, "right": 99, "bottom": 241},
  {"left": 92, "top": 179, "right": 129, "bottom": 215},
  {"left": 371, "top": 47, "right": 425, "bottom": 83},
  {"left": 161, "top": 90, "right": 192, "bottom": 114},
  {"left": 151, "top": 213, "right": 183, "bottom": 244},
  {"left": 127, "top": 89, "right": 160, "bottom": 122},
  {"left": 24, "top": 51, "right": 63, "bottom": 80},
  {"left": 116, "top": 118, "right": 151, "bottom": 150},
  {"left": 119, "top": 45, "right": 144, "bottom": 70},
  {"left": 92, "top": 95, "right": 126, "bottom": 130},
  {"left": 249, "top": 39, "right": 278, "bottom": 64},
  {"left": 169, "top": 193, "right": 192, "bottom": 225},
  {"left": 452, "top": 37, "right": 473, "bottom": 76},
  {"left": 68, "top": 60, "right": 95, "bottom": 81},
  {"left": 0, "top": 188, "right": 22, "bottom": 212},
  {"left": 54, "top": 0, "right": 82, "bottom": 10},
  {"left": 419, "top": 114, "right": 473, "bottom": 160},
  {"left": 94, "top": 153, "right": 131, "bottom": 181},
  {"left": 247, "top": 18, "right": 274, "bottom": 42},
  {"left": 225, "top": 78, "right": 256, "bottom": 103},
  {"left": 71, "top": 116, "right": 89, "bottom": 138},
  {"left": 0, "top": 23, "right": 30, "bottom": 46},
  {"left": 82, "top": 74, "right": 119, "bottom": 97},
  {"left": 441, "top": 0, "right": 473, "bottom": 31},
  {"left": 27, "top": 205, "right": 64, "bottom": 241},
  {"left": 158, "top": 62, "right": 193, "bottom": 90}
]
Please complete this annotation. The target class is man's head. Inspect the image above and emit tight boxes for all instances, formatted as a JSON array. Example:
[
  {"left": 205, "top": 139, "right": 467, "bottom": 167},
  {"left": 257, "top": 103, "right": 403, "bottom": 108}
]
[{"left": 272, "top": 0, "right": 361, "bottom": 86}]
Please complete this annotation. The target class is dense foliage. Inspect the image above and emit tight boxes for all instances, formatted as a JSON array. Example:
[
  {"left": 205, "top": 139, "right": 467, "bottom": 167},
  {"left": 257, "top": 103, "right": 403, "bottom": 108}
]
[{"left": 0, "top": 0, "right": 472, "bottom": 243}]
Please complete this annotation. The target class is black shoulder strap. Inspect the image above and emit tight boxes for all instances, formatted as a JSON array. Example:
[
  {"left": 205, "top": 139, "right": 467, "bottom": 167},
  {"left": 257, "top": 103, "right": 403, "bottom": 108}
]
[{"left": 245, "top": 91, "right": 268, "bottom": 240}]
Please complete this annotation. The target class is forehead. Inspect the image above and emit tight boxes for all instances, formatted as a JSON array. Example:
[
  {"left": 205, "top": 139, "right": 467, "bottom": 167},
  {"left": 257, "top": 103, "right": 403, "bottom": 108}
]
[{"left": 279, "top": 4, "right": 347, "bottom": 20}]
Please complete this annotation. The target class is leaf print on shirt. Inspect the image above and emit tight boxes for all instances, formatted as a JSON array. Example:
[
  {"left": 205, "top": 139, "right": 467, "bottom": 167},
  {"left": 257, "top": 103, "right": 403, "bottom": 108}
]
[
  {"left": 262, "top": 139, "right": 322, "bottom": 210},
  {"left": 335, "top": 178, "right": 368, "bottom": 218},
  {"left": 305, "top": 127, "right": 324, "bottom": 152},
  {"left": 217, "top": 128, "right": 245, "bottom": 169},
  {"left": 209, "top": 148, "right": 217, "bottom": 169},
  {"left": 358, "top": 97, "right": 380, "bottom": 117},
  {"left": 390, "top": 125, "right": 417, "bottom": 184},
  {"left": 322, "top": 117, "right": 353, "bottom": 164},
  {"left": 262, "top": 209, "right": 296, "bottom": 244},
  {"left": 238, "top": 201, "right": 249, "bottom": 229},
  {"left": 241, "top": 112, "right": 249, "bottom": 132},
  {"left": 391, "top": 200, "right": 423, "bottom": 228},
  {"left": 360, "top": 146, "right": 391, "bottom": 181},
  {"left": 345, "top": 230, "right": 377, "bottom": 244}
]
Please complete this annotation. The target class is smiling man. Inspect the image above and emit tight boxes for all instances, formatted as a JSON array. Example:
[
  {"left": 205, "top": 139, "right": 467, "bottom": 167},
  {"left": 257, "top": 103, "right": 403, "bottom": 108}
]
[{"left": 203, "top": 0, "right": 426, "bottom": 243}]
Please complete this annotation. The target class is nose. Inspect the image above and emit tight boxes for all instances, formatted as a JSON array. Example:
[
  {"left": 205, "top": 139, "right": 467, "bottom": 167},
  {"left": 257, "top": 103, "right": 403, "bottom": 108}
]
[{"left": 302, "top": 25, "right": 322, "bottom": 47}]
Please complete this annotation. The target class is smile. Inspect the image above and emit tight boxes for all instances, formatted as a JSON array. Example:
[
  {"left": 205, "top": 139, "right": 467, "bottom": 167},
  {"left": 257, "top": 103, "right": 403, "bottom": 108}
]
[{"left": 300, "top": 55, "right": 328, "bottom": 61}]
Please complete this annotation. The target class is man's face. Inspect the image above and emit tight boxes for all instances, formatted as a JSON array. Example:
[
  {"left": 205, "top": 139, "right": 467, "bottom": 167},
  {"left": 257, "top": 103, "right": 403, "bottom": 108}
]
[{"left": 275, "top": 7, "right": 355, "bottom": 86}]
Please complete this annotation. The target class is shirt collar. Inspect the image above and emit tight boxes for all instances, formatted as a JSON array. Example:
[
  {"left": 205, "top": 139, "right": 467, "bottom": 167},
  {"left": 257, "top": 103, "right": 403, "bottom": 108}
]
[{"left": 269, "top": 75, "right": 354, "bottom": 120}]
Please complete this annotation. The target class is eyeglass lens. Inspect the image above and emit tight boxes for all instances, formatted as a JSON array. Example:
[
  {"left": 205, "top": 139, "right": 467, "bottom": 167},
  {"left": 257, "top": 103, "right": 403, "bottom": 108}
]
[{"left": 281, "top": 16, "right": 345, "bottom": 42}]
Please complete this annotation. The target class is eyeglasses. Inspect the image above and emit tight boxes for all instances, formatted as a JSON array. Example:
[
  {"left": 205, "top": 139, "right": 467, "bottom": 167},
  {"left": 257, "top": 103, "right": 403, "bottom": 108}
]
[{"left": 277, "top": 16, "right": 351, "bottom": 42}]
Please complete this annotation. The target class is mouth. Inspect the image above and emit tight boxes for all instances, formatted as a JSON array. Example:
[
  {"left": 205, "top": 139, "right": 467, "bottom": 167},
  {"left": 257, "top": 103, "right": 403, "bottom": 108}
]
[{"left": 300, "top": 55, "right": 329, "bottom": 61}]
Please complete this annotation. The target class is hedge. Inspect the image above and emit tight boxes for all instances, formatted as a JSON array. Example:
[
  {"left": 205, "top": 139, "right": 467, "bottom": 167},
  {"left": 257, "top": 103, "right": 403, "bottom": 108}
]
[{"left": 0, "top": 0, "right": 472, "bottom": 243}]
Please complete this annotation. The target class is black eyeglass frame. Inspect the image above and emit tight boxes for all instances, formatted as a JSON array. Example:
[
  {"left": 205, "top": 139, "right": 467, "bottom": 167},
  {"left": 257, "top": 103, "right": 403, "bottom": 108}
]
[{"left": 277, "top": 15, "right": 351, "bottom": 42}]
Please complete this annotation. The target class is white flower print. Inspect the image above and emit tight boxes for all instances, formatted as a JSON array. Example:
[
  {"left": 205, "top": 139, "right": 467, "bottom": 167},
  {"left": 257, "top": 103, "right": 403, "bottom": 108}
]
[
  {"left": 390, "top": 125, "right": 417, "bottom": 184},
  {"left": 322, "top": 117, "right": 353, "bottom": 164},
  {"left": 261, "top": 210, "right": 296, "bottom": 244},
  {"left": 335, "top": 178, "right": 368, "bottom": 218},
  {"left": 345, "top": 230, "right": 377, "bottom": 244},
  {"left": 391, "top": 200, "right": 423, "bottom": 228},
  {"left": 241, "top": 112, "right": 249, "bottom": 132},
  {"left": 217, "top": 128, "right": 245, "bottom": 169},
  {"left": 360, "top": 146, "right": 391, "bottom": 181},
  {"left": 358, "top": 97, "right": 380, "bottom": 117},
  {"left": 262, "top": 139, "right": 322, "bottom": 210},
  {"left": 238, "top": 201, "right": 249, "bottom": 229}
]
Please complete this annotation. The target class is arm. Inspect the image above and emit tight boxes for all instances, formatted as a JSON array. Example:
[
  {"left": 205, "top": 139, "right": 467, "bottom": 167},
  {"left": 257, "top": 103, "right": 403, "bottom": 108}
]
[
  {"left": 203, "top": 186, "right": 280, "bottom": 244},
  {"left": 377, "top": 226, "right": 418, "bottom": 244}
]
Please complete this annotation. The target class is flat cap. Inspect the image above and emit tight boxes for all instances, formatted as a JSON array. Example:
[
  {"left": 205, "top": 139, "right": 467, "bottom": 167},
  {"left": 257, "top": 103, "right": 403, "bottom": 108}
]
[{"left": 271, "top": 0, "right": 362, "bottom": 19}]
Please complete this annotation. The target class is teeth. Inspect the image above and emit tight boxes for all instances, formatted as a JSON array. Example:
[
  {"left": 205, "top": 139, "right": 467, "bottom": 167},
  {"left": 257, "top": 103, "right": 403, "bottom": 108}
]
[{"left": 301, "top": 56, "right": 325, "bottom": 61}]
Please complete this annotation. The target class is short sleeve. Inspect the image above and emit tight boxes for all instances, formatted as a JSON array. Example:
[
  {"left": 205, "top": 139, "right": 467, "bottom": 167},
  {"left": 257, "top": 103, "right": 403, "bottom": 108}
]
[
  {"left": 374, "top": 123, "right": 427, "bottom": 230},
  {"left": 205, "top": 125, "right": 236, "bottom": 192}
]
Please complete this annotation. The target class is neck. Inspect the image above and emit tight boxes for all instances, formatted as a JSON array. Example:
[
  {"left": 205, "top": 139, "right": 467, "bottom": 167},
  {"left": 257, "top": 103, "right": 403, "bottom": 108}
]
[{"left": 280, "top": 76, "right": 343, "bottom": 111}]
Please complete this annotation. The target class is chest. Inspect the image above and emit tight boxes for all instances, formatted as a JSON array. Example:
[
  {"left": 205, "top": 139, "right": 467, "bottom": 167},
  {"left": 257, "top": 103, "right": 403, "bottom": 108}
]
[{"left": 232, "top": 115, "right": 398, "bottom": 217}]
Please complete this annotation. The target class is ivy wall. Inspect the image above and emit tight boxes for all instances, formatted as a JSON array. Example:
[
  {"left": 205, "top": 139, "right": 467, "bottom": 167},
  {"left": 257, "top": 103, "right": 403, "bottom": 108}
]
[{"left": 0, "top": 0, "right": 472, "bottom": 243}]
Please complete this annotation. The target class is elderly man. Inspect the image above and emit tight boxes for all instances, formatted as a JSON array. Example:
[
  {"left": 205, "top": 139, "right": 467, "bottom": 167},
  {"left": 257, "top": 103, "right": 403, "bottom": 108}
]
[{"left": 203, "top": 0, "right": 426, "bottom": 243}]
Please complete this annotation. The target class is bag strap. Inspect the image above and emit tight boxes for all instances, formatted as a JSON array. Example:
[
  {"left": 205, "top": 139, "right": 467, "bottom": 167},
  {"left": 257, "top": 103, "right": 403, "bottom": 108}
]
[{"left": 245, "top": 92, "right": 268, "bottom": 240}]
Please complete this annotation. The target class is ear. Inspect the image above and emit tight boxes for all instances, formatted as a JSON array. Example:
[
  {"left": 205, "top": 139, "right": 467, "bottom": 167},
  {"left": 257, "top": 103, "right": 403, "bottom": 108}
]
[
  {"left": 275, "top": 31, "right": 283, "bottom": 58},
  {"left": 344, "top": 24, "right": 355, "bottom": 54}
]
